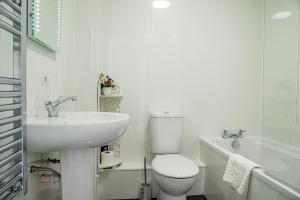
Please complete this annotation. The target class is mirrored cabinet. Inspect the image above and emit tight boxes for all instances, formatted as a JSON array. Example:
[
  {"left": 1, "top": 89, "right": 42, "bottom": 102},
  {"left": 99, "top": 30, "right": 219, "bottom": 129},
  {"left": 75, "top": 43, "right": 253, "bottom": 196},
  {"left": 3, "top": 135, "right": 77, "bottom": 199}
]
[{"left": 28, "top": 0, "right": 62, "bottom": 52}]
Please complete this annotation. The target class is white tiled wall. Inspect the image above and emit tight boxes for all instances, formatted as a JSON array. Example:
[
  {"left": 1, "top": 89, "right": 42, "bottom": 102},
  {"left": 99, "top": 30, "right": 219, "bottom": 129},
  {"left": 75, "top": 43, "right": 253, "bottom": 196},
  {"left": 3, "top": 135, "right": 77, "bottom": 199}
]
[
  {"left": 26, "top": 0, "right": 77, "bottom": 117},
  {"left": 97, "top": 0, "right": 263, "bottom": 162},
  {"left": 22, "top": 0, "right": 263, "bottom": 199},
  {"left": 21, "top": 0, "right": 77, "bottom": 199}
]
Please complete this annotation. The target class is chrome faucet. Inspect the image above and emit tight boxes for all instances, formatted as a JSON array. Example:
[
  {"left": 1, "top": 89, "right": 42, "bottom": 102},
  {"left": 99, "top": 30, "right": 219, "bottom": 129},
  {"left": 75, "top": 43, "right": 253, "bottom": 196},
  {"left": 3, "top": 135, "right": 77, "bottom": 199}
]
[
  {"left": 223, "top": 129, "right": 245, "bottom": 139},
  {"left": 45, "top": 96, "right": 78, "bottom": 117}
]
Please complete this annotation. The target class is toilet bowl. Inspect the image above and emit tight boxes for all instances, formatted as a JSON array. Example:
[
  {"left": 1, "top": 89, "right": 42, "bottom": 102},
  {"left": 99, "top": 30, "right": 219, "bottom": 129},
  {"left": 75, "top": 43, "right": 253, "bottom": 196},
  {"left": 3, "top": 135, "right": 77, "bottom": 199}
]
[
  {"left": 149, "top": 112, "right": 199, "bottom": 200},
  {"left": 151, "top": 154, "right": 199, "bottom": 200}
]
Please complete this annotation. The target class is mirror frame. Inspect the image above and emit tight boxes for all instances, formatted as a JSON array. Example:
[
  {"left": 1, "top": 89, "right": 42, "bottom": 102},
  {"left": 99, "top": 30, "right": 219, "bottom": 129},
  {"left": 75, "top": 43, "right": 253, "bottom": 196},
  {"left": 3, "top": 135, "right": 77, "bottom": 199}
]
[{"left": 27, "top": 0, "right": 62, "bottom": 52}]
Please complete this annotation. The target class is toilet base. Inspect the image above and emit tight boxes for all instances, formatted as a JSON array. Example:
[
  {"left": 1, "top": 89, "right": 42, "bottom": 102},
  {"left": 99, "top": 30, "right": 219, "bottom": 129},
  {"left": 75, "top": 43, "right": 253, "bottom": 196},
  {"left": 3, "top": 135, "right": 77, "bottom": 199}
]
[{"left": 160, "top": 191, "right": 186, "bottom": 200}]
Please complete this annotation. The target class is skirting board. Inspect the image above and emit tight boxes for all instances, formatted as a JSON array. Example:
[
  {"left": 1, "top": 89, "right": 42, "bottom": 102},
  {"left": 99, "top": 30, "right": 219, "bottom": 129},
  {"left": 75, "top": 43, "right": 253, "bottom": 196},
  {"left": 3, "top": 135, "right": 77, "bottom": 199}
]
[{"left": 97, "top": 161, "right": 205, "bottom": 200}]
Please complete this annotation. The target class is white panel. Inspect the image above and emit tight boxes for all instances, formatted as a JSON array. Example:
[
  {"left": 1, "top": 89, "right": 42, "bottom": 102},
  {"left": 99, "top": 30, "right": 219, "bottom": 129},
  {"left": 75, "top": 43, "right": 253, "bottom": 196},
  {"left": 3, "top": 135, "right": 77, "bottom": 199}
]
[
  {"left": 98, "top": 0, "right": 262, "bottom": 162},
  {"left": 200, "top": 142, "right": 293, "bottom": 200}
]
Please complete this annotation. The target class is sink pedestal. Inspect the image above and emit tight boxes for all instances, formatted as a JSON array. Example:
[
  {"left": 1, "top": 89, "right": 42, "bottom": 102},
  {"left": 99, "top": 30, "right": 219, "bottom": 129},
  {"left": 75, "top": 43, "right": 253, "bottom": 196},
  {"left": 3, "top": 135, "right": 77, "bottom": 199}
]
[{"left": 60, "top": 148, "right": 96, "bottom": 200}]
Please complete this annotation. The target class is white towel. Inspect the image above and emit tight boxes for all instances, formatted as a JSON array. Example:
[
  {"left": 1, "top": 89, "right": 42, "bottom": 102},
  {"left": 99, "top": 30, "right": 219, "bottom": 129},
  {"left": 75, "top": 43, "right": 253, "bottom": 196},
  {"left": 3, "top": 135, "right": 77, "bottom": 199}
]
[{"left": 223, "top": 154, "right": 260, "bottom": 197}]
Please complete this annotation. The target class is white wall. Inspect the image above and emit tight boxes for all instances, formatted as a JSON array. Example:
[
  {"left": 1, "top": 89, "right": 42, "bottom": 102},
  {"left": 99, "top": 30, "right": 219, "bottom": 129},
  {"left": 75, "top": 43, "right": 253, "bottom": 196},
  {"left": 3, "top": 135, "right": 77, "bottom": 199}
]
[
  {"left": 97, "top": 0, "right": 263, "bottom": 162},
  {"left": 26, "top": 0, "right": 77, "bottom": 117},
  {"left": 29, "top": 0, "right": 263, "bottom": 165},
  {"left": 62, "top": 0, "right": 102, "bottom": 112},
  {"left": 23, "top": 0, "right": 104, "bottom": 198},
  {"left": 22, "top": 0, "right": 263, "bottom": 199},
  {"left": 22, "top": 0, "right": 78, "bottom": 199}
]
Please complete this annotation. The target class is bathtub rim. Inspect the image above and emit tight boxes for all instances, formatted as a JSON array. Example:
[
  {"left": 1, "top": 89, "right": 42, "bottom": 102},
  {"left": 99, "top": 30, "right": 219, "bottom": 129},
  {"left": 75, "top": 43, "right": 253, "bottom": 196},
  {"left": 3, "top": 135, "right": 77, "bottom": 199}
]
[{"left": 199, "top": 137, "right": 300, "bottom": 200}]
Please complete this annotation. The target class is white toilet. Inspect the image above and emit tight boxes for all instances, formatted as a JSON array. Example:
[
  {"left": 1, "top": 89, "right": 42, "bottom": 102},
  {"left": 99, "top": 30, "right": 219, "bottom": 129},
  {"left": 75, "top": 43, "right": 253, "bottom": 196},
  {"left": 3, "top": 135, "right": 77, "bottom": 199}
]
[{"left": 150, "top": 112, "right": 199, "bottom": 200}]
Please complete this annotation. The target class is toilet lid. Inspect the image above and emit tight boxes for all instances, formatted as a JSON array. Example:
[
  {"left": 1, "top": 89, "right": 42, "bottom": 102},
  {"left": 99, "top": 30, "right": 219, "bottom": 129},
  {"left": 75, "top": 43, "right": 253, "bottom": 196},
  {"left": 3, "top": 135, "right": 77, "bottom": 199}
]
[{"left": 152, "top": 154, "right": 199, "bottom": 178}]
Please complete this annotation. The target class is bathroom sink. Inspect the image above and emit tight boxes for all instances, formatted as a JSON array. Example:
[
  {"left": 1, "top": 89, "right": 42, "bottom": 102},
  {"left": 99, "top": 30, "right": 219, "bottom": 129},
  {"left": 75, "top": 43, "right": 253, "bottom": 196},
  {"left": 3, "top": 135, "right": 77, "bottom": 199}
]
[
  {"left": 26, "top": 112, "right": 130, "bottom": 153},
  {"left": 27, "top": 111, "right": 130, "bottom": 200}
]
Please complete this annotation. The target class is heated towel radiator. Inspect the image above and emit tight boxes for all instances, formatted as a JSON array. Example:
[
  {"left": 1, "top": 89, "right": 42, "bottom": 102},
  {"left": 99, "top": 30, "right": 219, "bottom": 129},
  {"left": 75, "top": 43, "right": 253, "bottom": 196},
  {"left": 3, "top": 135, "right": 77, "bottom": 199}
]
[{"left": 0, "top": 0, "right": 26, "bottom": 199}]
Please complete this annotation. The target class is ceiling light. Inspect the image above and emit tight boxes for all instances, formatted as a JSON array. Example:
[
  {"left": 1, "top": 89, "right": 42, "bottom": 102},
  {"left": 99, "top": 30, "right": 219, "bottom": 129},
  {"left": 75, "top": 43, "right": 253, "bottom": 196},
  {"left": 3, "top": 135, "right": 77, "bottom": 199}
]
[
  {"left": 272, "top": 11, "right": 292, "bottom": 19},
  {"left": 153, "top": 0, "right": 170, "bottom": 9}
]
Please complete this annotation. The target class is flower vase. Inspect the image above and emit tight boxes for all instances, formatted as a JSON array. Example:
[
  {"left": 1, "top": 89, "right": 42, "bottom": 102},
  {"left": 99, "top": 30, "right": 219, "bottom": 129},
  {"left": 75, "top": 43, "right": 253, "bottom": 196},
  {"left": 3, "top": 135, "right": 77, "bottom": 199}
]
[{"left": 103, "top": 87, "right": 113, "bottom": 96}]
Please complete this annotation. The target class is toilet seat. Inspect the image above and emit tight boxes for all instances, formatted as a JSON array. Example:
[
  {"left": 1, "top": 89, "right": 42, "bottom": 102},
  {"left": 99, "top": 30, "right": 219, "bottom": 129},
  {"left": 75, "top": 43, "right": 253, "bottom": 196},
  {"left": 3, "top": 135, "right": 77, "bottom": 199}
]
[{"left": 152, "top": 154, "right": 199, "bottom": 179}]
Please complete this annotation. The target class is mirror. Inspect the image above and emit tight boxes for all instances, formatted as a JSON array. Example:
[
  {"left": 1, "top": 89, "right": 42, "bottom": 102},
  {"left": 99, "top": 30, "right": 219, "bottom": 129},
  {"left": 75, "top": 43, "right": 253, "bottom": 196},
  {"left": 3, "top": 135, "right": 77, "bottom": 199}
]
[{"left": 28, "top": 0, "right": 62, "bottom": 52}]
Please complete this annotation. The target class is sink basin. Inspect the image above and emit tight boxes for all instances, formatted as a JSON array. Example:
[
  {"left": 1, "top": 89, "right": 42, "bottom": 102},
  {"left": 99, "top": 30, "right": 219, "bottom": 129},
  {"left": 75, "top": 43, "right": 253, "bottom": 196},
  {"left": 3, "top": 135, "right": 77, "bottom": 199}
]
[
  {"left": 26, "top": 112, "right": 130, "bottom": 153},
  {"left": 27, "top": 111, "right": 130, "bottom": 200}
]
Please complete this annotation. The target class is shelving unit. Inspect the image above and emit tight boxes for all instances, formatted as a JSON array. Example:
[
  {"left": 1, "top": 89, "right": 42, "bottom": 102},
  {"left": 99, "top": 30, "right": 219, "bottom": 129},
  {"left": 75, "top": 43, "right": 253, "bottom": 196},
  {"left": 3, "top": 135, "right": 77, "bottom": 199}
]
[
  {"left": 99, "top": 95, "right": 123, "bottom": 113},
  {"left": 97, "top": 148, "right": 122, "bottom": 169},
  {"left": 97, "top": 85, "right": 123, "bottom": 169}
]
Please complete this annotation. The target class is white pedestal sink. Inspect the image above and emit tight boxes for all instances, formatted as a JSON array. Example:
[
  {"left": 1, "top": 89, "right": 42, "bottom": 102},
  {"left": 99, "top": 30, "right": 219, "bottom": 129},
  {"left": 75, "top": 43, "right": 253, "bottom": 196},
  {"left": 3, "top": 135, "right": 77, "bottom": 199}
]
[{"left": 26, "top": 112, "right": 130, "bottom": 200}]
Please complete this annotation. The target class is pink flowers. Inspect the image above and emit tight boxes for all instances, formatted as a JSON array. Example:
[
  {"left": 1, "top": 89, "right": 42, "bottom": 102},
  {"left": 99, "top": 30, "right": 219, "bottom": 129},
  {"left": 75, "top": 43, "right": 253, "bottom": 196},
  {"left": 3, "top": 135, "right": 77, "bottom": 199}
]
[{"left": 99, "top": 73, "right": 115, "bottom": 88}]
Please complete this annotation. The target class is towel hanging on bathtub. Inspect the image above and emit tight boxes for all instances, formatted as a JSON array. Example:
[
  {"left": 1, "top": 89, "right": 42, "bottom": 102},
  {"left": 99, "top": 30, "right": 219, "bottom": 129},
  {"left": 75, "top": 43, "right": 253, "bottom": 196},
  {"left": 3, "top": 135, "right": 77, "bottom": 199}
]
[{"left": 223, "top": 154, "right": 260, "bottom": 197}]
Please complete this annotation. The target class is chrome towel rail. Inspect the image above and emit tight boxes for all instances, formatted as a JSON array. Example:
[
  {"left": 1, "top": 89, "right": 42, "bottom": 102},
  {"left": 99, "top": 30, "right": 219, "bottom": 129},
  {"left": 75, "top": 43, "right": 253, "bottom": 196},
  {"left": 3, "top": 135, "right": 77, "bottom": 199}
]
[
  {"left": 0, "top": 116, "right": 22, "bottom": 126},
  {"left": 0, "top": 0, "right": 25, "bottom": 198},
  {"left": 0, "top": 78, "right": 21, "bottom": 85},
  {"left": 0, "top": 5, "right": 21, "bottom": 24},
  {"left": 0, "top": 163, "right": 22, "bottom": 182},
  {"left": 0, "top": 92, "right": 22, "bottom": 98},
  {"left": 0, "top": 20, "right": 20, "bottom": 36},
  {"left": 0, "top": 175, "right": 22, "bottom": 195},
  {"left": 0, "top": 128, "right": 22, "bottom": 140},
  {"left": 0, "top": 139, "right": 22, "bottom": 154},
  {"left": 1, "top": 188, "right": 21, "bottom": 200},
  {"left": 0, "top": 0, "right": 21, "bottom": 13},
  {"left": 0, "top": 104, "right": 22, "bottom": 112},
  {"left": 0, "top": 151, "right": 22, "bottom": 168}
]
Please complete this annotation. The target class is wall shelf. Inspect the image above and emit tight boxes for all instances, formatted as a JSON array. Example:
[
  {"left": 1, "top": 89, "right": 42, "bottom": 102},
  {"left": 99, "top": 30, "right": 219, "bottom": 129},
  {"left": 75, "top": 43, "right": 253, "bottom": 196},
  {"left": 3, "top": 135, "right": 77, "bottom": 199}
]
[
  {"left": 97, "top": 86, "right": 123, "bottom": 170},
  {"left": 98, "top": 159, "right": 122, "bottom": 170}
]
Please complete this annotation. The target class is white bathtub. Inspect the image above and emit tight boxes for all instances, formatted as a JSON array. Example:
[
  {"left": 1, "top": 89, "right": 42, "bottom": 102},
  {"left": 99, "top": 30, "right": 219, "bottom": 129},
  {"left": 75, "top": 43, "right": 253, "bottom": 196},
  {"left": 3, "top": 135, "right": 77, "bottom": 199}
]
[{"left": 200, "top": 137, "right": 300, "bottom": 200}]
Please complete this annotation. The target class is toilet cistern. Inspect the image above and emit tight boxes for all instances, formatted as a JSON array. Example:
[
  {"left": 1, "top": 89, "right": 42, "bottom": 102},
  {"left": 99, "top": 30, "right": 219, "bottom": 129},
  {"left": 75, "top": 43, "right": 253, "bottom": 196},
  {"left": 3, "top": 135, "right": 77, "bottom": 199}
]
[{"left": 45, "top": 96, "right": 78, "bottom": 117}]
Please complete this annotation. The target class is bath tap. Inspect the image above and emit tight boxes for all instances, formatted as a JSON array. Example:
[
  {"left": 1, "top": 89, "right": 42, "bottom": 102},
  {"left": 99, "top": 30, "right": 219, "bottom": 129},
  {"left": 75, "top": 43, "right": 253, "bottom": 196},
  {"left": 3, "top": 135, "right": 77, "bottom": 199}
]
[
  {"left": 45, "top": 96, "right": 78, "bottom": 117},
  {"left": 231, "top": 139, "right": 240, "bottom": 149},
  {"left": 223, "top": 129, "right": 245, "bottom": 139}
]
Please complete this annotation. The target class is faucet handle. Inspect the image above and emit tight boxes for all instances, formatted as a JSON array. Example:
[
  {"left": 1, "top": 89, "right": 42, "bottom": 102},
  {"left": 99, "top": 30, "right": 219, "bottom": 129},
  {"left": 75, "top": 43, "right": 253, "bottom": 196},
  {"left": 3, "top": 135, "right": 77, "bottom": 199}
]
[
  {"left": 223, "top": 129, "right": 245, "bottom": 139},
  {"left": 55, "top": 96, "right": 64, "bottom": 102},
  {"left": 223, "top": 129, "right": 230, "bottom": 138},
  {"left": 45, "top": 100, "right": 52, "bottom": 106},
  {"left": 45, "top": 96, "right": 77, "bottom": 117},
  {"left": 51, "top": 96, "right": 64, "bottom": 107},
  {"left": 239, "top": 129, "right": 246, "bottom": 137}
]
